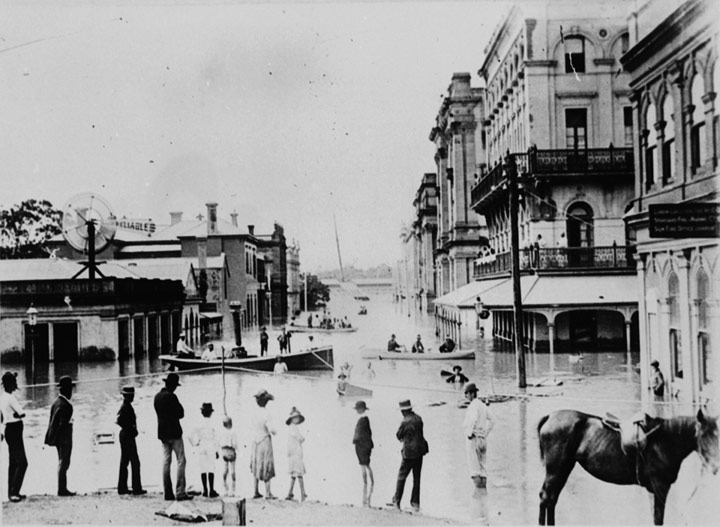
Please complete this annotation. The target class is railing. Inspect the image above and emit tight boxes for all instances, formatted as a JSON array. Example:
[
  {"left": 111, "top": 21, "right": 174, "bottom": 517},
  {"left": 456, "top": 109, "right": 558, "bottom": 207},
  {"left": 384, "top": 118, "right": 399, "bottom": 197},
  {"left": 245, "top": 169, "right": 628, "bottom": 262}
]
[
  {"left": 470, "top": 147, "right": 633, "bottom": 209},
  {"left": 473, "top": 245, "right": 636, "bottom": 277}
]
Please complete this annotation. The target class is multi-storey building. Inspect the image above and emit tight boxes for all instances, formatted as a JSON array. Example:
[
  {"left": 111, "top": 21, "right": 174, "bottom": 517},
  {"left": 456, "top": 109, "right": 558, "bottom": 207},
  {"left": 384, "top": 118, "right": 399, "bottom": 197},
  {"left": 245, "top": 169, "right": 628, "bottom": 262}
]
[
  {"left": 622, "top": 0, "right": 719, "bottom": 405},
  {"left": 286, "top": 242, "right": 301, "bottom": 317},
  {"left": 411, "top": 173, "right": 439, "bottom": 312},
  {"left": 429, "top": 73, "right": 487, "bottom": 297},
  {"left": 436, "top": 1, "right": 640, "bottom": 352}
]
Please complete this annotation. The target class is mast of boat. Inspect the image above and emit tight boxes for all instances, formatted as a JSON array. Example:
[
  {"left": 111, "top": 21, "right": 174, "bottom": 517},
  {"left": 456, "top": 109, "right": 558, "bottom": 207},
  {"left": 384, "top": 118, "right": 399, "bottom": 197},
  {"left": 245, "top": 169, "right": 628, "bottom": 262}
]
[{"left": 333, "top": 214, "right": 345, "bottom": 282}]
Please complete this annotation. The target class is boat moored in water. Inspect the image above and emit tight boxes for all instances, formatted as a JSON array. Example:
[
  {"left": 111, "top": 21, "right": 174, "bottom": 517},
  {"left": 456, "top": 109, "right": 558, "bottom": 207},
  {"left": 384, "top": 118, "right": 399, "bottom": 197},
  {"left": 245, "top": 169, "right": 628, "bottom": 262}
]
[
  {"left": 290, "top": 325, "right": 358, "bottom": 334},
  {"left": 359, "top": 348, "right": 475, "bottom": 361},
  {"left": 159, "top": 345, "right": 334, "bottom": 372}
]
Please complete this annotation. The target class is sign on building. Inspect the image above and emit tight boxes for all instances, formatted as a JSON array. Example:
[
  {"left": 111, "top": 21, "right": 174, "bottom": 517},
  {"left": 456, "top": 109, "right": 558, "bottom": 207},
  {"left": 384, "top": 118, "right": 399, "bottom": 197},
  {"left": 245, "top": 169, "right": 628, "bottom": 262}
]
[{"left": 649, "top": 203, "right": 719, "bottom": 238}]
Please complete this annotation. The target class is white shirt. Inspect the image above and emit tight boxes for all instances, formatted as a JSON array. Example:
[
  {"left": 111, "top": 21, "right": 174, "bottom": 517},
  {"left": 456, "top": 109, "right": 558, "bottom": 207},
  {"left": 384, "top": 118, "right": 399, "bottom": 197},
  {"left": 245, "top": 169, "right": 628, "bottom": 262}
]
[
  {"left": 220, "top": 427, "right": 238, "bottom": 449},
  {"left": 201, "top": 348, "right": 217, "bottom": 361},
  {"left": 176, "top": 338, "right": 193, "bottom": 353},
  {"left": 273, "top": 362, "right": 288, "bottom": 375},
  {"left": 0, "top": 391, "right": 24, "bottom": 426},
  {"left": 463, "top": 398, "right": 495, "bottom": 439}
]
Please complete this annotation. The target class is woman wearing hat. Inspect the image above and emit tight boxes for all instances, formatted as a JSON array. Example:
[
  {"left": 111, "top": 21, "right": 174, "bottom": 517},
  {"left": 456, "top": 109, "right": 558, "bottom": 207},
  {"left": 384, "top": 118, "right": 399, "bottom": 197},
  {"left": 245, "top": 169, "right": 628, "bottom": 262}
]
[
  {"left": 285, "top": 407, "right": 307, "bottom": 502},
  {"left": 352, "top": 400, "right": 374, "bottom": 507},
  {"left": 1, "top": 372, "right": 27, "bottom": 502},
  {"left": 250, "top": 389, "right": 277, "bottom": 499}
]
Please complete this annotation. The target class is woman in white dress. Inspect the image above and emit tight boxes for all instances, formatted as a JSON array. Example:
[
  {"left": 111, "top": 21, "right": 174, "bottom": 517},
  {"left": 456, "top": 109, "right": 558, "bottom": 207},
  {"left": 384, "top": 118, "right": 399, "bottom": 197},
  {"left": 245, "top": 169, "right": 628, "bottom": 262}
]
[
  {"left": 250, "top": 389, "right": 277, "bottom": 499},
  {"left": 285, "top": 407, "right": 307, "bottom": 501}
]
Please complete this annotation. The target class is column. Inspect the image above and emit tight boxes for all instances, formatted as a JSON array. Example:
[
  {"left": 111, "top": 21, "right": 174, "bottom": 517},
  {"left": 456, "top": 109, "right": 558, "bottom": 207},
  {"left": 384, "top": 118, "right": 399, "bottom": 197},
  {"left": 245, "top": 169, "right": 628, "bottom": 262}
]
[
  {"left": 548, "top": 321, "right": 555, "bottom": 372},
  {"left": 677, "top": 252, "right": 696, "bottom": 402},
  {"left": 625, "top": 318, "right": 632, "bottom": 353},
  {"left": 636, "top": 256, "right": 650, "bottom": 399}
]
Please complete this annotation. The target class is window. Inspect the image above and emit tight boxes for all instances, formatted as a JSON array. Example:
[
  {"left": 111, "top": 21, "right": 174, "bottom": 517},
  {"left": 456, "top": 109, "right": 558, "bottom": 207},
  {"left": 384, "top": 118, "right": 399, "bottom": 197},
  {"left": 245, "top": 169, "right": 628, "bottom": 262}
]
[
  {"left": 565, "top": 108, "right": 587, "bottom": 149},
  {"left": 620, "top": 33, "right": 629, "bottom": 54},
  {"left": 697, "top": 270, "right": 712, "bottom": 386},
  {"left": 623, "top": 107, "right": 633, "bottom": 147},
  {"left": 564, "top": 36, "right": 586, "bottom": 73},
  {"left": 714, "top": 63, "right": 719, "bottom": 166},
  {"left": 566, "top": 202, "right": 594, "bottom": 247},
  {"left": 668, "top": 272, "right": 682, "bottom": 379},
  {"left": 645, "top": 103, "right": 657, "bottom": 189},
  {"left": 662, "top": 95, "right": 675, "bottom": 184},
  {"left": 690, "top": 75, "right": 706, "bottom": 170}
]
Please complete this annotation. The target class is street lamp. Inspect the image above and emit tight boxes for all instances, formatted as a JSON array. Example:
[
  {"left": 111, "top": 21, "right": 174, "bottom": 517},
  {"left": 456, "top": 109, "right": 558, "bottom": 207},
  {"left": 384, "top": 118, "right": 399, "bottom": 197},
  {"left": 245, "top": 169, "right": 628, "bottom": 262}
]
[{"left": 26, "top": 304, "right": 38, "bottom": 369}]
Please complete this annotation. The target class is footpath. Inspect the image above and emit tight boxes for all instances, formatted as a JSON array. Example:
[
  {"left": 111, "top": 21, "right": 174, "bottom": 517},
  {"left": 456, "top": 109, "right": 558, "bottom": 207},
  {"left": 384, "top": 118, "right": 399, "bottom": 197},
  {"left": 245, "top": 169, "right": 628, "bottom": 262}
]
[{"left": 1, "top": 492, "right": 462, "bottom": 526}]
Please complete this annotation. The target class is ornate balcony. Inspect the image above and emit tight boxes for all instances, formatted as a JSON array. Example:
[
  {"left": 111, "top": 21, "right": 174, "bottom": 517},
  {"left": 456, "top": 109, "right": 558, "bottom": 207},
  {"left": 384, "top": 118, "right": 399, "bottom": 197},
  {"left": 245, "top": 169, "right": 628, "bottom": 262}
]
[
  {"left": 470, "top": 147, "right": 633, "bottom": 213},
  {"left": 472, "top": 244, "right": 636, "bottom": 278}
]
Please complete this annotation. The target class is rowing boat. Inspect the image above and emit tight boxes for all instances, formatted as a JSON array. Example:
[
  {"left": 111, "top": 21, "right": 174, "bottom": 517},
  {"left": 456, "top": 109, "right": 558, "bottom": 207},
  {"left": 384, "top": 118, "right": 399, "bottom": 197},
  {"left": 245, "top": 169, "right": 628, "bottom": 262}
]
[
  {"left": 337, "top": 383, "right": 373, "bottom": 397},
  {"left": 359, "top": 348, "right": 475, "bottom": 361},
  {"left": 290, "top": 325, "right": 358, "bottom": 333},
  {"left": 159, "top": 346, "right": 334, "bottom": 372}
]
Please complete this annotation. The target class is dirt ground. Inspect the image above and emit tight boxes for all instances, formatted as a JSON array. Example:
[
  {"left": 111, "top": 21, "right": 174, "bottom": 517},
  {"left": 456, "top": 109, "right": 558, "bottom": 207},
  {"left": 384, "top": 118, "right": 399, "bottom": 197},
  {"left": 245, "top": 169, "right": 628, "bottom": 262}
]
[{"left": 1, "top": 492, "right": 462, "bottom": 526}]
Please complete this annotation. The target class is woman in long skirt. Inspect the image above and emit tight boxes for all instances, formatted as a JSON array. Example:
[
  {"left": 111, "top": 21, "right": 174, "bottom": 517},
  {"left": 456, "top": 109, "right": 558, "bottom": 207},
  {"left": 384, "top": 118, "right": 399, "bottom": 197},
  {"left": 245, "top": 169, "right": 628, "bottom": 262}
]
[
  {"left": 285, "top": 407, "right": 307, "bottom": 501},
  {"left": 250, "top": 389, "right": 277, "bottom": 499}
]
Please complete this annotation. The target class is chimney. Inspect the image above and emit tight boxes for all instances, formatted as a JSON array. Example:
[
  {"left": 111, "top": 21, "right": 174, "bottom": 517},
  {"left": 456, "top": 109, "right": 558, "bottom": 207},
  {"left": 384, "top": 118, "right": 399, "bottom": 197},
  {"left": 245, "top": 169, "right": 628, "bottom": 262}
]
[
  {"left": 247, "top": 224, "right": 255, "bottom": 236},
  {"left": 197, "top": 236, "right": 207, "bottom": 270},
  {"left": 206, "top": 202, "right": 218, "bottom": 235},
  {"left": 170, "top": 211, "right": 183, "bottom": 225},
  {"left": 230, "top": 212, "right": 238, "bottom": 227}
]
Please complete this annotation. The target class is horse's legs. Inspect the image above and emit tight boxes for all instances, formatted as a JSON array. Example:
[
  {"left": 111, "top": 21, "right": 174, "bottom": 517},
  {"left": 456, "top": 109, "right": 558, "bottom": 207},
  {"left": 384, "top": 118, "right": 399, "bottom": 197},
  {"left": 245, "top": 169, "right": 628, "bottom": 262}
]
[
  {"left": 651, "top": 482, "right": 670, "bottom": 526},
  {"left": 539, "top": 464, "right": 575, "bottom": 526}
]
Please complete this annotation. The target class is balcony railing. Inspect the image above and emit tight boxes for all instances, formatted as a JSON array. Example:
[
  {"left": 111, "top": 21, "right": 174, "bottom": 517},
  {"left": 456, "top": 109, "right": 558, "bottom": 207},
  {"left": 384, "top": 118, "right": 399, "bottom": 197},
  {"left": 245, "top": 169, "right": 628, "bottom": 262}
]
[
  {"left": 473, "top": 245, "right": 636, "bottom": 277},
  {"left": 470, "top": 147, "right": 633, "bottom": 210}
]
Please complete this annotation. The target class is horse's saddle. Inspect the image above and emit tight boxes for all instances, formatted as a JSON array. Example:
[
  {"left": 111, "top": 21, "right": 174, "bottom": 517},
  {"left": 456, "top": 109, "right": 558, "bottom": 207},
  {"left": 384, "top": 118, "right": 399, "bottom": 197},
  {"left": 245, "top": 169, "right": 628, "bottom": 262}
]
[{"left": 602, "top": 411, "right": 652, "bottom": 456}]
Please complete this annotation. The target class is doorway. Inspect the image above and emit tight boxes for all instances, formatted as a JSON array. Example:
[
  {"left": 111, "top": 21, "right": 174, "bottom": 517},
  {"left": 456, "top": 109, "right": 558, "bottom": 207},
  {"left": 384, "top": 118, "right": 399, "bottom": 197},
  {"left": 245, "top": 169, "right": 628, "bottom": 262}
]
[
  {"left": 53, "top": 322, "right": 79, "bottom": 362},
  {"left": 568, "top": 311, "right": 597, "bottom": 351},
  {"left": 566, "top": 202, "right": 594, "bottom": 267}
]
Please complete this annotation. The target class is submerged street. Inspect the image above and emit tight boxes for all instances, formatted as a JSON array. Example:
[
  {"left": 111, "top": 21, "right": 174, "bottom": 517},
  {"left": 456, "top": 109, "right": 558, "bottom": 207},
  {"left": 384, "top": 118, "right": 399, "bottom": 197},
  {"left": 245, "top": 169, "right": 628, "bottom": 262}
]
[{"left": 3, "top": 291, "right": 717, "bottom": 525}]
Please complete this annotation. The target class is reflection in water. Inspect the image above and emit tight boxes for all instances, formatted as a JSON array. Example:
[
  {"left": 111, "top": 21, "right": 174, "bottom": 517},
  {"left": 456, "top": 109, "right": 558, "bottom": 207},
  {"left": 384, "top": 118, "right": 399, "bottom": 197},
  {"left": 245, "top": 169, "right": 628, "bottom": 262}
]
[{"left": 2, "top": 295, "right": 716, "bottom": 524}]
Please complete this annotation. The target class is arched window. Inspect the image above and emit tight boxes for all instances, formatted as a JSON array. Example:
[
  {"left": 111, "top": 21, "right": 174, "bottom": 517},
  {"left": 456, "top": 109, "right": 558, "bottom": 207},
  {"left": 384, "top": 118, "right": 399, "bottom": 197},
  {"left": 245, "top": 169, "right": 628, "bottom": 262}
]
[
  {"left": 566, "top": 202, "right": 593, "bottom": 247},
  {"left": 662, "top": 94, "right": 675, "bottom": 184},
  {"left": 713, "top": 62, "right": 719, "bottom": 166},
  {"left": 696, "top": 269, "right": 712, "bottom": 386},
  {"left": 564, "top": 36, "right": 586, "bottom": 74},
  {"left": 668, "top": 272, "right": 682, "bottom": 379},
  {"left": 690, "top": 74, "right": 706, "bottom": 170},
  {"left": 645, "top": 102, "right": 657, "bottom": 188}
]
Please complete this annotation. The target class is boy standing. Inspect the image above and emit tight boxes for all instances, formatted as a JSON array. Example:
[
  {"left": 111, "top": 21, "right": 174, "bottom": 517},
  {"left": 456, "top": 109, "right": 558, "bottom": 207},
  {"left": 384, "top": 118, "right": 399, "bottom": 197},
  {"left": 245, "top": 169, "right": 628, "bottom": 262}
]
[
  {"left": 117, "top": 386, "right": 146, "bottom": 495},
  {"left": 352, "top": 401, "right": 374, "bottom": 507}
]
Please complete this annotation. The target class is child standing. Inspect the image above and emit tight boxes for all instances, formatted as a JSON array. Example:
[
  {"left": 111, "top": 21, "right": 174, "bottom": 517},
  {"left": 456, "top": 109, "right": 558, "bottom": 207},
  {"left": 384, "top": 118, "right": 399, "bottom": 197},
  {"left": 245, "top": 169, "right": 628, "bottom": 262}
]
[
  {"left": 219, "top": 416, "right": 238, "bottom": 496},
  {"left": 285, "top": 407, "right": 307, "bottom": 502},
  {"left": 190, "top": 402, "right": 219, "bottom": 498},
  {"left": 352, "top": 400, "right": 374, "bottom": 507}
]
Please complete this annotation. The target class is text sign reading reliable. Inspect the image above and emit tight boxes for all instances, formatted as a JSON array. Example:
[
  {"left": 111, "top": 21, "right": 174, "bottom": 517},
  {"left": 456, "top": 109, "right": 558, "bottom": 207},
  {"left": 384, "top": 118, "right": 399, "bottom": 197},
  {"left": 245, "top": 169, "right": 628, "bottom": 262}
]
[{"left": 648, "top": 203, "right": 719, "bottom": 238}]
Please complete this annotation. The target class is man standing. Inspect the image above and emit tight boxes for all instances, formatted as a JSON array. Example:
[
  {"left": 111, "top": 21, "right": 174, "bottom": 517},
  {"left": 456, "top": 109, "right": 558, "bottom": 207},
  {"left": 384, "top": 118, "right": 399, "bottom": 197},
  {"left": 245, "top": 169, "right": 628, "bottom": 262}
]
[
  {"left": 117, "top": 385, "right": 146, "bottom": 496},
  {"left": 277, "top": 327, "right": 291, "bottom": 355},
  {"left": 463, "top": 383, "right": 494, "bottom": 524},
  {"left": 411, "top": 335, "right": 424, "bottom": 354},
  {"left": 260, "top": 327, "right": 269, "bottom": 357},
  {"left": 650, "top": 360, "right": 665, "bottom": 400},
  {"left": 1, "top": 371, "right": 28, "bottom": 502},
  {"left": 154, "top": 373, "right": 191, "bottom": 501},
  {"left": 44, "top": 376, "right": 76, "bottom": 496},
  {"left": 388, "top": 399, "right": 428, "bottom": 512}
]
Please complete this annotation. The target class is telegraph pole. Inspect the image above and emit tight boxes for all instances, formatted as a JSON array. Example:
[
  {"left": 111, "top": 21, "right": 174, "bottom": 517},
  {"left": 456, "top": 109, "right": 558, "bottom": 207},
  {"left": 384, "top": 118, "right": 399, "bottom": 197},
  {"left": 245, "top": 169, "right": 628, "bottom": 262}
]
[{"left": 506, "top": 152, "right": 526, "bottom": 388}]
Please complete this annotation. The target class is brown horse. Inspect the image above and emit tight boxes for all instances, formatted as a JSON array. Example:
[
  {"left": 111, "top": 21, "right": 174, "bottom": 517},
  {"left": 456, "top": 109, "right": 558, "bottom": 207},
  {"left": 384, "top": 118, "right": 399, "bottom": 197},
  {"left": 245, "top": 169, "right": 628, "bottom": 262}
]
[{"left": 537, "top": 409, "right": 719, "bottom": 525}]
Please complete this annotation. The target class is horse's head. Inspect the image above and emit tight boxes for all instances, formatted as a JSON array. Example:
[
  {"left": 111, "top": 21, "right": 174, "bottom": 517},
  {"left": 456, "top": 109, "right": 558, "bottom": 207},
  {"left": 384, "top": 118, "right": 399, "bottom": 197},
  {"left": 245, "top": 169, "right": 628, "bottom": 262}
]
[{"left": 696, "top": 409, "right": 720, "bottom": 475}]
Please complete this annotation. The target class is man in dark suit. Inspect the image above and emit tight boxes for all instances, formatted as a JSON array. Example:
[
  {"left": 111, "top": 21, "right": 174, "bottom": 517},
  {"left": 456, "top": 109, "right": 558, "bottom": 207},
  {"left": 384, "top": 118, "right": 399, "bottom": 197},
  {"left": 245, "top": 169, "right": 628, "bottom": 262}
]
[
  {"left": 388, "top": 399, "right": 428, "bottom": 512},
  {"left": 44, "top": 376, "right": 76, "bottom": 496},
  {"left": 154, "top": 373, "right": 191, "bottom": 501},
  {"left": 117, "top": 385, "right": 146, "bottom": 496}
]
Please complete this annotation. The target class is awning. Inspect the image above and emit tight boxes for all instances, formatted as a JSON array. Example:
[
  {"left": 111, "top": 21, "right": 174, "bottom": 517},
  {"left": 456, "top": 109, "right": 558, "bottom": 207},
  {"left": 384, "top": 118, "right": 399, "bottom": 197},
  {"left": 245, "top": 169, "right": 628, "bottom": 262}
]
[
  {"left": 200, "top": 312, "right": 224, "bottom": 320},
  {"left": 433, "top": 278, "right": 509, "bottom": 308}
]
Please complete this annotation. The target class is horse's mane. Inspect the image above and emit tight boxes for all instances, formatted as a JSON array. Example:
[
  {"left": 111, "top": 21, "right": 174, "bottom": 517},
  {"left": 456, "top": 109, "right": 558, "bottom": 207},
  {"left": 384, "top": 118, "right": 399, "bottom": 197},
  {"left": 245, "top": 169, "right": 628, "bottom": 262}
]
[{"left": 658, "top": 415, "right": 697, "bottom": 439}]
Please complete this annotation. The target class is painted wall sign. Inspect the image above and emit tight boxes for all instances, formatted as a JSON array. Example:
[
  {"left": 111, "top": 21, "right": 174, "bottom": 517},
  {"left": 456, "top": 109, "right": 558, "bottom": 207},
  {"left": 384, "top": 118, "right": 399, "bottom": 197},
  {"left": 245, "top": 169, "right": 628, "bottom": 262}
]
[
  {"left": 648, "top": 203, "right": 719, "bottom": 238},
  {"left": 117, "top": 218, "right": 156, "bottom": 234}
]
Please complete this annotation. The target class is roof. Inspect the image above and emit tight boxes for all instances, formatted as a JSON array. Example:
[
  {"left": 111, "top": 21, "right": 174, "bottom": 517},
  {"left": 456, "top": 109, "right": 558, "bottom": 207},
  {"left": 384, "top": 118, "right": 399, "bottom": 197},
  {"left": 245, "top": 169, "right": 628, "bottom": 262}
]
[
  {"left": 0, "top": 258, "right": 142, "bottom": 281},
  {"left": 118, "top": 244, "right": 180, "bottom": 254},
  {"left": 160, "top": 219, "right": 247, "bottom": 240},
  {"left": 115, "top": 258, "right": 196, "bottom": 282},
  {"left": 435, "top": 274, "right": 638, "bottom": 309}
]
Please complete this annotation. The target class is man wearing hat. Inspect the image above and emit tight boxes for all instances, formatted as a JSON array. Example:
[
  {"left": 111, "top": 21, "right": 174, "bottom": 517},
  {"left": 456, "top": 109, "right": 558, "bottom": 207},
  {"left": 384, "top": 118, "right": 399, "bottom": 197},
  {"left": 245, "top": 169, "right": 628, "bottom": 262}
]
[
  {"left": 650, "top": 360, "right": 665, "bottom": 400},
  {"left": 439, "top": 335, "right": 456, "bottom": 354},
  {"left": 117, "top": 386, "right": 146, "bottom": 495},
  {"left": 1, "top": 371, "right": 27, "bottom": 502},
  {"left": 352, "top": 400, "right": 374, "bottom": 507},
  {"left": 260, "top": 327, "right": 269, "bottom": 357},
  {"left": 446, "top": 365, "right": 469, "bottom": 384},
  {"left": 154, "top": 373, "right": 191, "bottom": 501},
  {"left": 462, "top": 383, "right": 495, "bottom": 499},
  {"left": 176, "top": 333, "right": 195, "bottom": 359},
  {"left": 44, "top": 376, "right": 76, "bottom": 496},
  {"left": 388, "top": 399, "right": 428, "bottom": 512}
]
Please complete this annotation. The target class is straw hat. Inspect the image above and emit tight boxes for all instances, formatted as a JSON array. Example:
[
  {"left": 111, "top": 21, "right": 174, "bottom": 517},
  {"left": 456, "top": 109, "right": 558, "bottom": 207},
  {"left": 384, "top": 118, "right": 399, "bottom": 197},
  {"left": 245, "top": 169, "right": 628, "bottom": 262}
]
[
  {"left": 398, "top": 399, "right": 412, "bottom": 411},
  {"left": 121, "top": 385, "right": 135, "bottom": 396},
  {"left": 285, "top": 407, "right": 305, "bottom": 425}
]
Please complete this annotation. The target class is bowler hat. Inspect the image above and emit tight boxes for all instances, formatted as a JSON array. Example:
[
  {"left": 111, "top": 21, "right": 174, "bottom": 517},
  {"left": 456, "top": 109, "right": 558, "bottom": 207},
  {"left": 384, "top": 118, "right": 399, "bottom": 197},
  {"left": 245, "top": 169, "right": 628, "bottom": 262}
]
[
  {"left": 121, "top": 385, "right": 135, "bottom": 396},
  {"left": 354, "top": 400, "right": 368, "bottom": 411},
  {"left": 254, "top": 389, "right": 274, "bottom": 401},
  {"left": 201, "top": 402, "right": 214, "bottom": 413},
  {"left": 57, "top": 376, "right": 75, "bottom": 388},
  {"left": 650, "top": 360, "right": 659, "bottom": 367},
  {"left": 285, "top": 406, "right": 305, "bottom": 425},
  {"left": 464, "top": 382, "right": 478, "bottom": 394},
  {"left": 398, "top": 399, "right": 413, "bottom": 411},
  {"left": 163, "top": 373, "right": 181, "bottom": 386},
  {"left": 1, "top": 371, "right": 18, "bottom": 387}
]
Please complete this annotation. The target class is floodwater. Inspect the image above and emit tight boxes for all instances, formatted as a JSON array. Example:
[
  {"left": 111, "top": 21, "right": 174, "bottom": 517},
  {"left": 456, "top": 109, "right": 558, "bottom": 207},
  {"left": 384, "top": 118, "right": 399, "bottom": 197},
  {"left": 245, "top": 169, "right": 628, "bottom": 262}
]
[{"left": 3, "top": 292, "right": 718, "bottom": 525}]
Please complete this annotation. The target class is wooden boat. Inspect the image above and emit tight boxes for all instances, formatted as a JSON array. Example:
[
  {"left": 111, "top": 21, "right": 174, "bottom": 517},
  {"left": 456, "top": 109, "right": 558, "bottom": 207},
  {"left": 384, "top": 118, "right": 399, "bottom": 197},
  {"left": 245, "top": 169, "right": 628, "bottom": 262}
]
[
  {"left": 337, "top": 382, "right": 373, "bottom": 397},
  {"left": 159, "top": 346, "right": 334, "bottom": 372},
  {"left": 290, "top": 325, "right": 358, "bottom": 334},
  {"left": 360, "top": 348, "right": 475, "bottom": 360}
]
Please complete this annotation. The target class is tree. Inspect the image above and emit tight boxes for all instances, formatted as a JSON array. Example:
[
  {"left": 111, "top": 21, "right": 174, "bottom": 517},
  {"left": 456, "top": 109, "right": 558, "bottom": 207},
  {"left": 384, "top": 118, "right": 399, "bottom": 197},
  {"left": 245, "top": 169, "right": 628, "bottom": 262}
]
[
  {"left": 302, "top": 274, "right": 330, "bottom": 311},
  {"left": 0, "top": 199, "right": 63, "bottom": 259}
]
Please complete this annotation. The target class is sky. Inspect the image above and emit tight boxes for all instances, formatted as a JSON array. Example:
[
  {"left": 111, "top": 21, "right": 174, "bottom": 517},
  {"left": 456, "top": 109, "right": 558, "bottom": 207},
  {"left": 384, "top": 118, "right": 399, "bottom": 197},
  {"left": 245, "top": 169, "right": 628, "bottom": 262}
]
[{"left": 1, "top": 0, "right": 504, "bottom": 272}]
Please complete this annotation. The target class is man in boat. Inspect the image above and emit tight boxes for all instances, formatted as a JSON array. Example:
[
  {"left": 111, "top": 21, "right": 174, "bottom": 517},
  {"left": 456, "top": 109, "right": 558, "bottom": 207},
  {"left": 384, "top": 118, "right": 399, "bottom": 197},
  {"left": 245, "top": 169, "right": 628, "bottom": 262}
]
[
  {"left": 411, "top": 335, "right": 425, "bottom": 354},
  {"left": 388, "top": 399, "right": 428, "bottom": 512},
  {"left": 260, "top": 327, "right": 269, "bottom": 357},
  {"left": 176, "top": 333, "right": 195, "bottom": 359},
  {"left": 387, "top": 334, "right": 404, "bottom": 352},
  {"left": 273, "top": 357, "right": 288, "bottom": 375},
  {"left": 201, "top": 343, "right": 217, "bottom": 361},
  {"left": 446, "top": 365, "right": 469, "bottom": 384},
  {"left": 439, "top": 336, "right": 456, "bottom": 354},
  {"left": 462, "top": 383, "right": 494, "bottom": 521}
]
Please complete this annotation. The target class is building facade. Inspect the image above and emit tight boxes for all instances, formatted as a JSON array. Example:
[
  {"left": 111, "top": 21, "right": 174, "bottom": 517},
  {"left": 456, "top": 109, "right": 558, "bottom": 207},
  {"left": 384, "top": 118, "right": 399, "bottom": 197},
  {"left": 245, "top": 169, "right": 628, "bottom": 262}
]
[
  {"left": 411, "top": 173, "right": 439, "bottom": 312},
  {"left": 622, "top": 0, "right": 719, "bottom": 405},
  {"left": 286, "top": 242, "right": 301, "bottom": 317}
]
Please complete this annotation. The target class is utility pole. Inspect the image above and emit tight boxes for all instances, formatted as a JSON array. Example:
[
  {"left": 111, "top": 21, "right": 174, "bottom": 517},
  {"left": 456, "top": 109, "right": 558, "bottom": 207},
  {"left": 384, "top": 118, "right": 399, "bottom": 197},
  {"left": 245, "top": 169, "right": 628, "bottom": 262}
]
[
  {"left": 303, "top": 273, "right": 308, "bottom": 313},
  {"left": 506, "top": 152, "right": 526, "bottom": 388}
]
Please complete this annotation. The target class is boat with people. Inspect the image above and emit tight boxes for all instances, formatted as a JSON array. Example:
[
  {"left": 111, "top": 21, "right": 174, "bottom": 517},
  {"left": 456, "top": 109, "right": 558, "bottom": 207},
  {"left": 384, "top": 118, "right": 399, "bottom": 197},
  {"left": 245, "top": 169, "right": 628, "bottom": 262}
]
[
  {"left": 359, "top": 347, "right": 474, "bottom": 360},
  {"left": 290, "top": 325, "right": 358, "bottom": 334},
  {"left": 159, "top": 345, "right": 334, "bottom": 372}
]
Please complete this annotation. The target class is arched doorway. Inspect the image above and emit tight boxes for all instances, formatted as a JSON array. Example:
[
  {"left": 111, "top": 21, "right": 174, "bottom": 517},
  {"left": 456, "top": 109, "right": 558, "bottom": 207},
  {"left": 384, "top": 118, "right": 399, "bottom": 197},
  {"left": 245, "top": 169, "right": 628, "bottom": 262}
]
[{"left": 566, "top": 202, "right": 594, "bottom": 267}]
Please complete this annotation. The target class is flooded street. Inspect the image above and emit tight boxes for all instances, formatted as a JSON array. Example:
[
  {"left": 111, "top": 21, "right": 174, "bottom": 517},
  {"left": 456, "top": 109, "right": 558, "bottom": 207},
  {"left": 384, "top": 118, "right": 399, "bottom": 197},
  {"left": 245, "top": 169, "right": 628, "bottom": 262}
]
[{"left": 3, "top": 292, "right": 718, "bottom": 524}]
